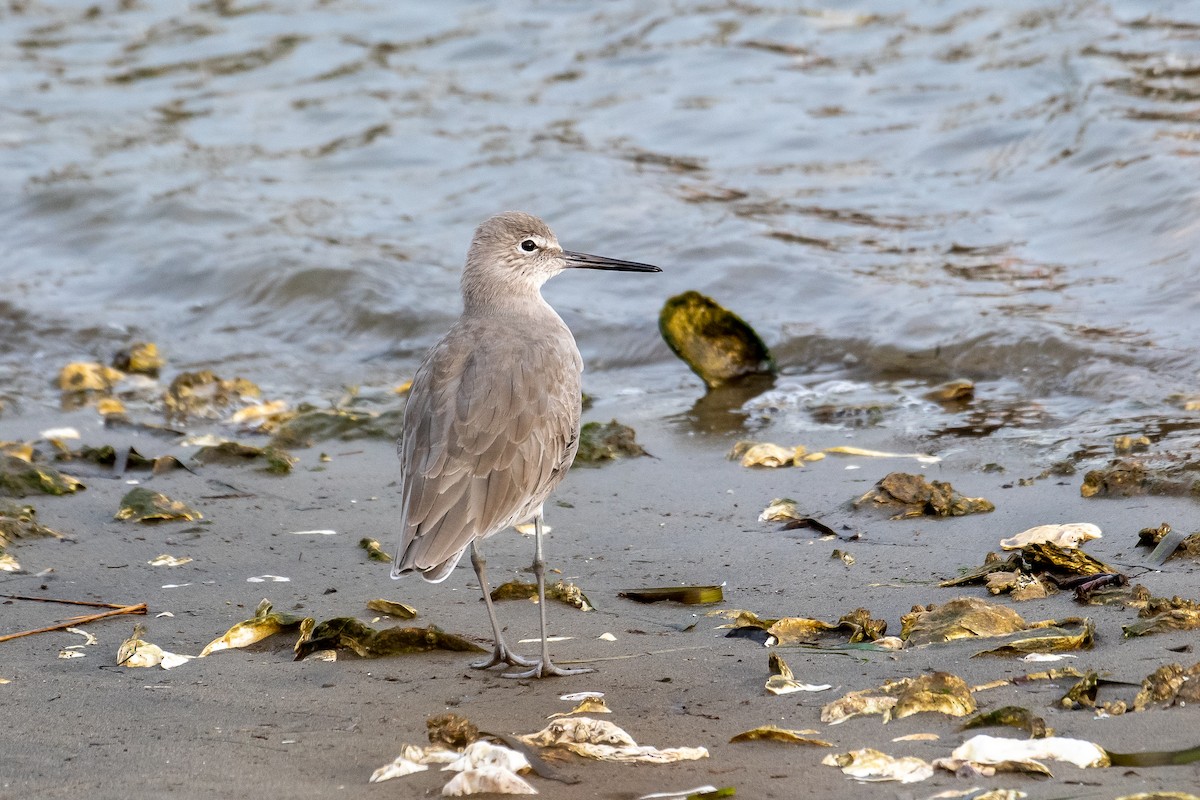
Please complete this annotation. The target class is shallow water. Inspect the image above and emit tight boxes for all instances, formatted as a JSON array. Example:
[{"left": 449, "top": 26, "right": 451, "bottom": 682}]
[{"left": 3, "top": 0, "right": 1200, "bottom": 461}]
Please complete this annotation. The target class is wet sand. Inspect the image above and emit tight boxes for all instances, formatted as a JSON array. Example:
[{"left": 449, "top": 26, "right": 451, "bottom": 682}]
[{"left": 2, "top": 416, "right": 1199, "bottom": 799}]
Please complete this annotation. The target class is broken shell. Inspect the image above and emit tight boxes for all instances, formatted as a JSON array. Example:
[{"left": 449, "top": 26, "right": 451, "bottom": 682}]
[{"left": 1000, "top": 523, "right": 1101, "bottom": 551}]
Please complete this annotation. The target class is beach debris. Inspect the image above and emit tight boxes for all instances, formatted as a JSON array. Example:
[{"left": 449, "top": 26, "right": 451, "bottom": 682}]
[
  {"left": 0, "top": 500, "right": 64, "bottom": 549},
  {"left": 1000, "top": 523, "right": 1101, "bottom": 551},
  {"left": 290, "top": 529, "right": 337, "bottom": 535},
  {"left": 729, "top": 725, "right": 832, "bottom": 747},
  {"left": 359, "top": 537, "right": 393, "bottom": 563},
  {"left": 200, "top": 599, "right": 308, "bottom": 656},
  {"left": 1124, "top": 595, "right": 1200, "bottom": 637},
  {"left": 369, "top": 753, "right": 429, "bottom": 782},
  {"left": 116, "top": 623, "right": 193, "bottom": 669},
  {"left": 636, "top": 787, "right": 725, "bottom": 800},
  {"left": 1080, "top": 457, "right": 1200, "bottom": 499},
  {"left": 924, "top": 379, "right": 975, "bottom": 403},
  {"left": 962, "top": 706, "right": 1051, "bottom": 739},
  {"left": 1113, "top": 434, "right": 1151, "bottom": 455},
  {"left": 854, "top": 473, "right": 994, "bottom": 519},
  {"left": 972, "top": 619, "right": 1095, "bottom": 658},
  {"left": 891, "top": 733, "right": 939, "bottom": 742},
  {"left": 443, "top": 740, "right": 531, "bottom": 774},
  {"left": 938, "top": 734, "right": 1109, "bottom": 774},
  {"left": 427, "top": 713, "right": 479, "bottom": 749},
  {"left": 114, "top": 487, "right": 201, "bottom": 523},
  {"left": 715, "top": 606, "right": 885, "bottom": 646},
  {"left": 821, "top": 748, "right": 934, "bottom": 783},
  {"left": 268, "top": 404, "right": 406, "bottom": 448},
  {"left": 0, "top": 600, "right": 146, "bottom": 644},
  {"left": 984, "top": 571, "right": 1051, "bottom": 601},
  {"left": 227, "top": 399, "right": 291, "bottom": 428},
  {"left": 821, "top": 672, "right": 976, "bottom": 725},
  {"left": 0, "top": 453, "right": 84, "bottom": 498},
  {"left": 294, "top": 619, "right": 486, "bottom": 660},
  {"left": 891, "top": 672, "right": 976, "bottom": 720},
  {"left": 759, "top": 503, "right": 841, "bottom": 537},
  {"left": 39, "top": 427, "right": 80, "bottom": 441},
  {"left": 247, "top": 575, "right": 290, "bottom": 583},
  {"left": 824, "top": 446, "right": 940, "bottom": 464},
  {"left": 1133, "top": 661, "right": 1200, "bottom": 710},
  {"left": 521, "top": 717, "right": 708, "bottom": 764},
  {"left": 620, "top": 586, "right": 723, "bottom": 605},
  {"left": 900, "top": 597, "right": 1027, "bottom": 646},
  {"left": 1056, "top": 671, "right": 1101, "bottom": 710},
  {"left": 54, "top": 444, "right": 190, "bottom": 476},
  {"left": 441, "top": 767, "right": 537, "bottom": 796},
  {"left": 148, "top": 554, "right": 192, "bottom": 567},
  {"left": 58, "top": 648, "right": 86, "bottom": 659},
  {"left": 549, "top": 696, "right": 610, "bottom": 717},
  {"left": 366, "top": 598, "right": 418, "bottom": 619},
  {"left": 163, "top": 370, "right": 261, "bottom": 421},
  {"left": 491, "top": 579, "right": 594, "bottom": 611},
  {"left": 574, "top": 420, "right": 647, "bottom": 464},
  {"left": 1138, "top": 522, "right": 1200, "bottom": 563},
  {"left": 731, "top": 441, "right": 802, "bottom": 468},
  {"left": 58, "top": 361, "right": 125, "bottom": 396},
  {"left": 658, "top": 290, "right": 774, "bottom": 389},
  {"left": 192, "top": 441, "right": 296, "bottom": 474},
  {"left": 766, "top": 652, "right": 832, "bottom": 695},
  {"left": 0, "top": 552, "right": 18, "bottom": 572},
  {"left": 111, "top": 342, "right": 164, "bottom": 377},
  {"left": 369, "top": 737, "right": 537, "bottom": 795},
  {"left": 1020, "top": 541, "right": 1118, "bottom": 578}
]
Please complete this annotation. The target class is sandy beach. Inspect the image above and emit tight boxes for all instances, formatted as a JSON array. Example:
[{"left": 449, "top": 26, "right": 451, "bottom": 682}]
[{"left": 3, "top": 403, "right": 1198, "bottom": 799}]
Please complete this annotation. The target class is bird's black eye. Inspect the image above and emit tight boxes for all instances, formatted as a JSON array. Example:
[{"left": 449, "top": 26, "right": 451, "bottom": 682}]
[{"left": 520, "top": 239, "right": 537, "bottom": 252}]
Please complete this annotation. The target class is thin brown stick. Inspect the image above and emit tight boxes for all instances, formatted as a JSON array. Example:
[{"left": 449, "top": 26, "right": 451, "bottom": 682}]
[
  {"left": 1, "top": 594, "right": 133, "bottom": 610},
  {"left": 0, "top": 603, "right": 147, "bottom": 643}
]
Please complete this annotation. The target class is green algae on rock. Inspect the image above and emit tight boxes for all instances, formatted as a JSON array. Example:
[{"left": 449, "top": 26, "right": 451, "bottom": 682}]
[
  {"left": 0, "top": 453, "right": 84, "bottom": 497},
  {"left": 574, "top": 419, "right": 647, "bottom": 465},
  {"left": 114, "top": 487, "right": 201, "bottom": 523},
  {"left": 659, "top": 291, "right": 775, "bottom": 389},
  {"left": 294, "top": 618, "right": 485, "bottom": 660},
  {"left": 192, "top": 440, "right": 296, "bottom": 474}
]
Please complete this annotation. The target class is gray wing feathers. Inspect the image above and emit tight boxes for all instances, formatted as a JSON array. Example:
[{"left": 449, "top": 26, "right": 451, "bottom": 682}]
[{"left": 395, "top": 322, "right": 581, "bottom": 580}]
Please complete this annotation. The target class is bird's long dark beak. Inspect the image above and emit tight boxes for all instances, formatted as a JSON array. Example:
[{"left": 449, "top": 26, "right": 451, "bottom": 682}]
[{"left": 563, "top": 250, "right": 662, "bottom": 273}]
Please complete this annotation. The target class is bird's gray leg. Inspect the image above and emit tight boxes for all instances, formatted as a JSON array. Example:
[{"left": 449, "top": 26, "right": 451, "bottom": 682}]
[
  {"left": 469, "top": 540, "right": 536, "bottom": 669},
  {"left": 505, "top": 510, "right": 594, "bottom": 679}
]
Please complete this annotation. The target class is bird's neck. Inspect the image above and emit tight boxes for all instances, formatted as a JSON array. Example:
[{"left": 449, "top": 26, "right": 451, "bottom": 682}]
[{"left": 461, "top": 281, "right": 554, "bottom": 319}]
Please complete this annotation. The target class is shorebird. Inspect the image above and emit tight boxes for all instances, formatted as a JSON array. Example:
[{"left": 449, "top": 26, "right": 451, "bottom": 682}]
[{"left": 392, "top": 212, "right": 660, "bottom": 678}]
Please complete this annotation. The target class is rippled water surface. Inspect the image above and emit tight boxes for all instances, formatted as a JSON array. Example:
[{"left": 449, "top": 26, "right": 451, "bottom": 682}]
[{"left": 4, "top": 0, "right": 1200, "bottom": 458}]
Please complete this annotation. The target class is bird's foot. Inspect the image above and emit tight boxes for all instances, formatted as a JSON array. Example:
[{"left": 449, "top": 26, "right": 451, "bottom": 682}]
[
  {"left": 471, "top": 646, "right": 537, "bottom": 670},
  {"left": 502, "top": 659, "right": 595, "bottom": 679}
]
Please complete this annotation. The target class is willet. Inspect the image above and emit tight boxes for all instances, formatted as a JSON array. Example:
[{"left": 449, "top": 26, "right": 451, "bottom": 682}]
[{"left": 392, "top": 211, "right": 661, "bottom": 678}]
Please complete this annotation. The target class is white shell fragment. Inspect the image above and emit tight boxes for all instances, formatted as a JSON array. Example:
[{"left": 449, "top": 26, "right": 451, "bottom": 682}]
[
  {"left": 289, "top": 529, "right": 337, "bottom": 535},
  {"left": 1000, "top": 523, "right": 1101, "bottom": 551},
  {"left": 559, "top": 691, "right": 604, "bottom": 702},
  {"left": 246, "top": 575, "right": 291, "bottom": 583},
  {"left": 821, "top": 748, "right": 934, "bottom": 783},
  {"left": 948, "top": 734, "right": 1109, "bottom": 770},
  {"left": 40, "top": 427, "right": 81, "bottom": 440},
  {"left": 823, "top": 446, "right": 941, "bottom": 464},
  {"left": 57, "top": 649, "right": 86, "bottom": 659},
  {"left": 441, "top": 767, "right": 537, "bottom": 796},
  {"left": 369, "top": 756, "right": 428, "bottom": 782},
  {"left": 520, "top": 718, "right": 708, "bottom": 764},
  {"left": 442, "top": 741, "right": 531, "bottom": 775},
  {"left": 148, "top": 554, "right": 193, "bottom": 567},
  {"left": 116, "top": 631, "right": 194, "bottom": 670},
  {"left": 638, "top": 788, "right": 719, "bottom": 800},
  {"left": 66, "top": 627, "right": 98, "bottom": 646}
]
